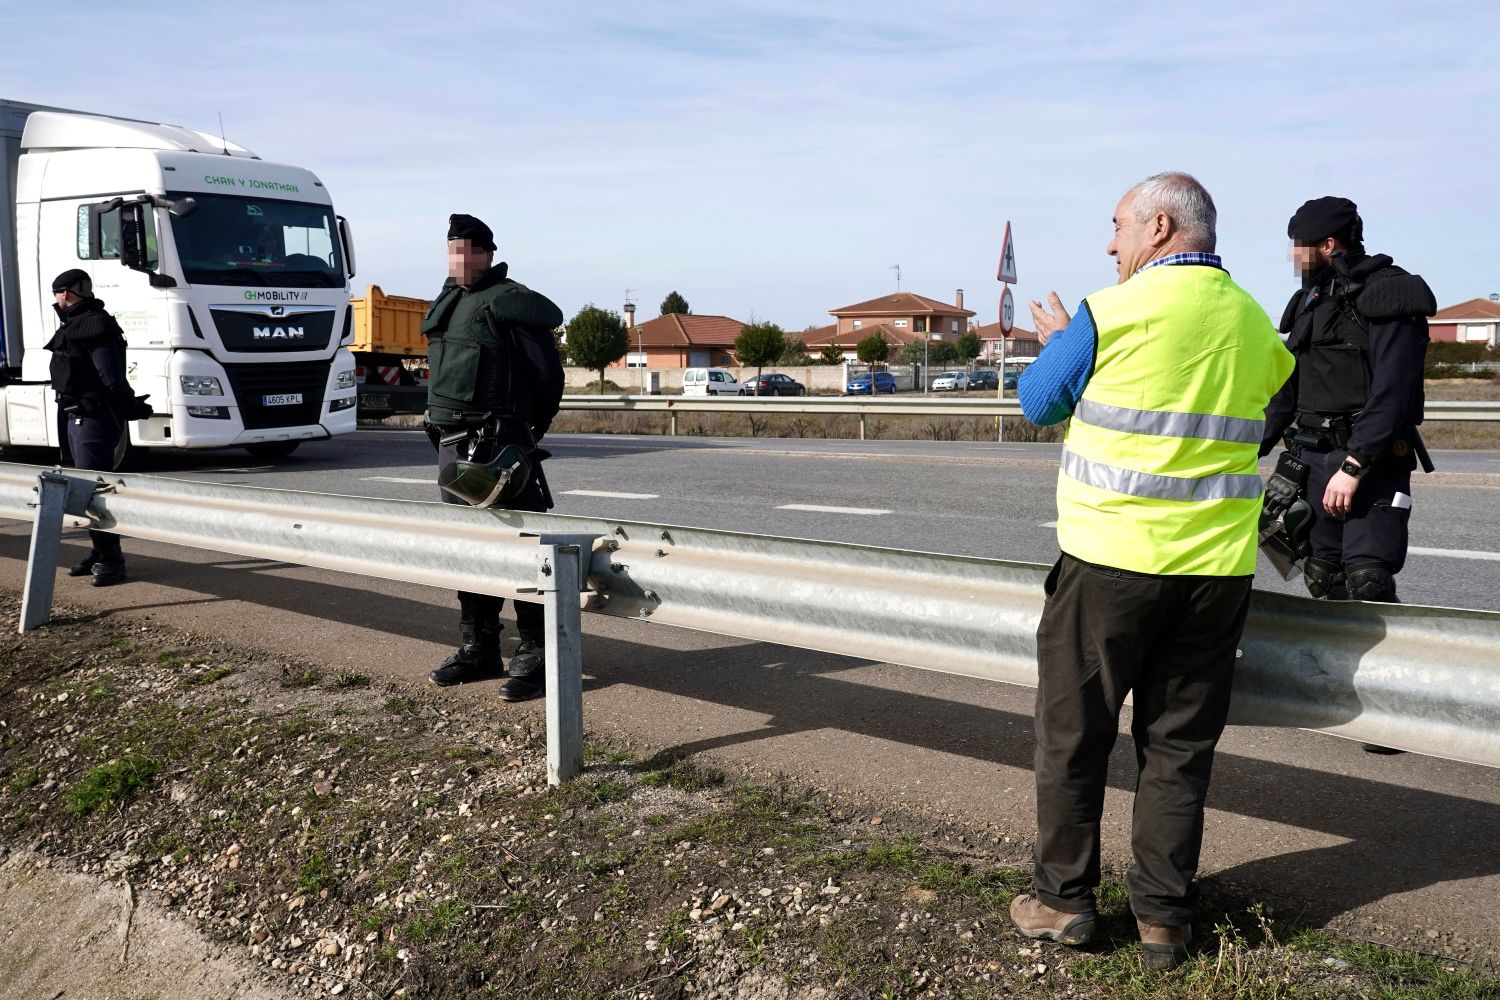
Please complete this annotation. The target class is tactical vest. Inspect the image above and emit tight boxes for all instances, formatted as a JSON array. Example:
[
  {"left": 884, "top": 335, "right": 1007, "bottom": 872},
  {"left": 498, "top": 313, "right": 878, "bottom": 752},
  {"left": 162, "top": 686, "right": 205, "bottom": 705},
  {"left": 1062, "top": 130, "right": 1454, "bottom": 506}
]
[
  {"left": 1057, "top": 265, "right": 1295, "bottom": 576},
  {"left": 423, "top": 278, "right": 517, "bottom": 428},
  {"left": 1282, "top": 270, "right": 1380, "bottom": 416}
]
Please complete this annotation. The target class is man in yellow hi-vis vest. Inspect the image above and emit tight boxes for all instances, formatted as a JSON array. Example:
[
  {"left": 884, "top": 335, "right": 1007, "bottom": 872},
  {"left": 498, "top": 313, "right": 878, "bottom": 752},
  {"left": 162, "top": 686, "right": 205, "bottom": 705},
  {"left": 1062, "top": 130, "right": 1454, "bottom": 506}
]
[{"left": 1008, "top": 173, "right": 1294, "bottom": 971}]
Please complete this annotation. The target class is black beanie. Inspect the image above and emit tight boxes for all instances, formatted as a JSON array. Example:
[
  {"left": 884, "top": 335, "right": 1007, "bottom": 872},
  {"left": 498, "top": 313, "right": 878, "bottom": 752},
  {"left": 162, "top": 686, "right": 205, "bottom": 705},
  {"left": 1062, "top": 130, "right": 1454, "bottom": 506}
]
[
  {"left": 51, "top": 268, "right": 91, "bottom": 293},
  {"left": 1287, "top": 196, "right": 1359, "bottom": 244},
  {"left": 447, "top": 213, "right": 496, "bottom": 252}
]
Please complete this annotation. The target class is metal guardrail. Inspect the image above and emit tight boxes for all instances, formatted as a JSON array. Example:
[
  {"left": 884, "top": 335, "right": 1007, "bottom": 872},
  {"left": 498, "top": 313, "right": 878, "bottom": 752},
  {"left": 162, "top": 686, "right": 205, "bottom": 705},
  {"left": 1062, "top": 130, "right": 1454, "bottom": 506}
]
[{"left": 1, "top": 462, "right": 1498, "bottom": 776}]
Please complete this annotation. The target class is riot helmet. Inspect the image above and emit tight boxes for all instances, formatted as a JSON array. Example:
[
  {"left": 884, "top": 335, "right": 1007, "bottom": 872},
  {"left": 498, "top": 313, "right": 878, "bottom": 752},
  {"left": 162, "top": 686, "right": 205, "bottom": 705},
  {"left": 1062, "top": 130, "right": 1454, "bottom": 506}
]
[
  {"left": 439, "top": 444, "right": 532, "bottom": 507},
  {"left": 1259, "top": 496, "right": 1312, "bottom": 580}
]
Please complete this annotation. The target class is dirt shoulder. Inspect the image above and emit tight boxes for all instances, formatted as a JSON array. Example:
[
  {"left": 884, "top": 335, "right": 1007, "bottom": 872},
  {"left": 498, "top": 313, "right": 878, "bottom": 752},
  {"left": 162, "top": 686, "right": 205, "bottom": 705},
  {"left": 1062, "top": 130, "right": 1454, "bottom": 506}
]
[{"left": 2, "top": 605, "right": 1497, "bottom": 999}]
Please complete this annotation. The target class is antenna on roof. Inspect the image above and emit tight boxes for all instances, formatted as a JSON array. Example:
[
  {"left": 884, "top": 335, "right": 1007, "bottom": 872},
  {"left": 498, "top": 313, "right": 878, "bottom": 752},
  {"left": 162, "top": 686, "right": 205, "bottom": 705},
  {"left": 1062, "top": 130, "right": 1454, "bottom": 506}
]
[
  {"left": 891, "top": 264, "right": 901, "bottom": 291},
  {"left": 218, "top": 112, "right": 230, "bottom": 155}
]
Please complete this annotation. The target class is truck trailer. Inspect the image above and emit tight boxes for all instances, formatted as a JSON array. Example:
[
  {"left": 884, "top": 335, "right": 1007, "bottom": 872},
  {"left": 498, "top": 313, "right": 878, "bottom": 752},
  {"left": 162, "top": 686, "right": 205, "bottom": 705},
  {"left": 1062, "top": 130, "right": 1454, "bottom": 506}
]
[
  {"left": 349, "top": 284, "right": 429, "bottom": 419},
  {"left": 0, "top": 99, "right": 359, "bottom": 464}
]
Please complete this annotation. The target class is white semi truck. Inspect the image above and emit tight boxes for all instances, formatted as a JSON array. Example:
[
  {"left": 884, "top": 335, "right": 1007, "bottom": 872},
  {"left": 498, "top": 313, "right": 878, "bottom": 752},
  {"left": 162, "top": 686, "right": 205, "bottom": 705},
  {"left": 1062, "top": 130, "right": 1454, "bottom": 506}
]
[{"left": 0, "top": 99, "right": 358, "bottom": 464}]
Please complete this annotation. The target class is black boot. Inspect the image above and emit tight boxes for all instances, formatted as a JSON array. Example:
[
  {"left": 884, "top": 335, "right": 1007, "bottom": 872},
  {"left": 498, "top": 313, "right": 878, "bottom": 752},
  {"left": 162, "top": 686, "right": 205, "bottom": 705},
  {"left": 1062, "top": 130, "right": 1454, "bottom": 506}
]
[
  {"left": 86, "top": 530, "right": 125, "bottom": 585},
  {"left": 429, "top": 608, "right": 501, "bottom": 686},
  {"left": 68, "top": 552, "right": 99, "bottom": 577},
  {"left": 90, "top": 561, "right": 127, "bottom": 587},
  {"left": 499, "top": 640, "right": 546, "bottom": 702}
]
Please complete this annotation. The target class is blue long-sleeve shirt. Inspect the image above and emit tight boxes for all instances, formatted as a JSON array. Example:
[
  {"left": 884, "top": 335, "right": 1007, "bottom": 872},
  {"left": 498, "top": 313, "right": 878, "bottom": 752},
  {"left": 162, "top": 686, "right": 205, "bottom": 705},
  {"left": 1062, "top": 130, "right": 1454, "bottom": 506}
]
[{"left": 1017, "top": 303, "right": 1095, "bottom": 426}]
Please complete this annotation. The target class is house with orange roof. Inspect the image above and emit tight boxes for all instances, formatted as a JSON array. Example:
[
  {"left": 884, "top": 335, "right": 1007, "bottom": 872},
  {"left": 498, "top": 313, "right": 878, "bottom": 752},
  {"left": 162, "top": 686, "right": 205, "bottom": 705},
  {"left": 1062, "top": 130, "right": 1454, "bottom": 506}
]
[
  {"left": 972, "top": 321, "right": 1042, "bottom": 364},
  {"left": 1429, "top": 297, "right": 1500, "bottom": 347},
  {"left": 804, "top": 290, "right": 976, "bottom": 360},
  {"left": 610, "top": 313, "right": 747, "bottom": 369}
]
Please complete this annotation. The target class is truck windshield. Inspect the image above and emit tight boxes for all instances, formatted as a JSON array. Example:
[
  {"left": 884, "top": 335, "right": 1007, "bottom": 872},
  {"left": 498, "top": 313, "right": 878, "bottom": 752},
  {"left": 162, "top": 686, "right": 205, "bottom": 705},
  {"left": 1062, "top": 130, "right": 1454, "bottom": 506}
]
[{"left": 168, "top": 192, "right": 344, "bottom": 288}]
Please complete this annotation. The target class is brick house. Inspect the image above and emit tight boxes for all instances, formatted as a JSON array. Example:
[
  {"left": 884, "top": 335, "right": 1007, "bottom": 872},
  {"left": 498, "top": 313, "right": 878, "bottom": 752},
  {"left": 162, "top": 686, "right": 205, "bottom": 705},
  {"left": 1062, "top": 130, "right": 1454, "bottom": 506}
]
[
  {"left": 610, "top": 313, "right": 746, "bottom": 369},
  {"left": 972, "top": 321, "right": 1041, "bottom": 364},
  {"left": 804, "top": 290, "right": 976, "bottom": 360},
  {"left": 1429, "top": 297, "right": 1500, "bottom": 347}
]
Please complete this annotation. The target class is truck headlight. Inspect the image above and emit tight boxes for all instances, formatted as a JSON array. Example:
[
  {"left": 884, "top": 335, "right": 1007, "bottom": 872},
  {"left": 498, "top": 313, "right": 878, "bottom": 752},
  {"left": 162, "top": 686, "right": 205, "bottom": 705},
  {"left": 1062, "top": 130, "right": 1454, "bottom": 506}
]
[
  {"left": 179, "top": 375, "right": 224, "bottom": 396},
  {"left": 334, "top": 368, "right": 356, "bottom": 390}
]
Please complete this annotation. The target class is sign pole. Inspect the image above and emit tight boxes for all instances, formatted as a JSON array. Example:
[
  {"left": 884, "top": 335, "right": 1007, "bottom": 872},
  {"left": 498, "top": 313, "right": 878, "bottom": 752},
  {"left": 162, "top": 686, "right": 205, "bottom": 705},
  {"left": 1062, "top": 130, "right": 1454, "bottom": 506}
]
[{"left": 996, "top": 222, "right": 1017, "bottom": 442}]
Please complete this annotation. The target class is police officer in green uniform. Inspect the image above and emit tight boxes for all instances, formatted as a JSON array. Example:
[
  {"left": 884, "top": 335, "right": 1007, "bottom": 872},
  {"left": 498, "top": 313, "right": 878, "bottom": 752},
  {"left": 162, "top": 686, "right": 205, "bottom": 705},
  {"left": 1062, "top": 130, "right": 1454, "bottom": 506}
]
[
  {"left": 1261, "top": 197, "right": 1436, "bottom": 604},
  {"left": 424, "top": 214, "right": 565, "bottom": 701}
]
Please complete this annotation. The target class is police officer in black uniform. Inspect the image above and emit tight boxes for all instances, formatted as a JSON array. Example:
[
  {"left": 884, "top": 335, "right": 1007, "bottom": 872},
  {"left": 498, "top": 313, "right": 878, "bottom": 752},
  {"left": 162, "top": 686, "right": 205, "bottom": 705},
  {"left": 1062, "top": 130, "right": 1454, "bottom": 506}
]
[
  {"left": 423, "top": 215, "right": 565, "bottom": 701},
  {"left": 1261, "top": 197, "right": 1436, "bottom": 604},
  {"left": 45, "top": 269, "right": 151, "bottom": 586}
]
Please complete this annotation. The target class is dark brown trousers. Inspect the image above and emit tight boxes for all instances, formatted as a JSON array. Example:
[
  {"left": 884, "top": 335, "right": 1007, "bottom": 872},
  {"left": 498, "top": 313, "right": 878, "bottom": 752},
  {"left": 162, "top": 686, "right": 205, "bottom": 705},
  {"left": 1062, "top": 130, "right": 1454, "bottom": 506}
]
[{"left": 1031, "top": 552, "right": 1251, "bottom": 925}]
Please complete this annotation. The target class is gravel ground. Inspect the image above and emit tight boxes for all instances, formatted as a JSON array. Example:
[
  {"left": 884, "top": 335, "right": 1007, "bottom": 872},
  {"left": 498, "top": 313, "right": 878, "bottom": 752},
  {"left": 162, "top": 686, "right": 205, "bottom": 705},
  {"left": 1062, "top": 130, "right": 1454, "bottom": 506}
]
[{"left": 2, "top": 604, "right": 1497, "bottom": 999}]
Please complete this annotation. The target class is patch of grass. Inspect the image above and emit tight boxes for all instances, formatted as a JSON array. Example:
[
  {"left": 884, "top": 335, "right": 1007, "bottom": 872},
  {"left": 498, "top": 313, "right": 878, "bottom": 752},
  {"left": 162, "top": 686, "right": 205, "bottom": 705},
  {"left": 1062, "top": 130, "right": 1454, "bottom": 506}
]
[
  {"left": 403, "top": 898, "right": 467, "bottom": 943},
  {"left": 183, "top": 665, "right": 238, "bottom": 687},
  {"left": 278, "top": 666, "right": 321, "bottom": 689},
  {"left": 331, "top": 671, "right": 371, "bottom": 689},
  {"left": 64, "top": 755, "right": 157, "bottom": 815},
  {"left": 640, "top": 756, "right": 725, "bottom": 793},
  {"left": 384, "top": 696, "right": 417, "bottom": 715},
  {"left": 297, "top": 851, "right": 335, "bottom": 895},
  {"left": 584, "top": 744, "right": 637, "bottom": 766},
  {"left": 6, "top": 766, "right": 41, "bottom": 792}
]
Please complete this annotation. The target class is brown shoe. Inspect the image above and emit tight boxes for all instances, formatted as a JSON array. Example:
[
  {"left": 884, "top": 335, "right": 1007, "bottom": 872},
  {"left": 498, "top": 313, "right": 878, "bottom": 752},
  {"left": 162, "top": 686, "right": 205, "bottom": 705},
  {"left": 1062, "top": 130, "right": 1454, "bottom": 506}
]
[
  {"left": 1009, "top": 893, "right": 1097, "bottom": 945},
  {"left": 1137, "top": 919, "right": 1192, "bottom": 971}
]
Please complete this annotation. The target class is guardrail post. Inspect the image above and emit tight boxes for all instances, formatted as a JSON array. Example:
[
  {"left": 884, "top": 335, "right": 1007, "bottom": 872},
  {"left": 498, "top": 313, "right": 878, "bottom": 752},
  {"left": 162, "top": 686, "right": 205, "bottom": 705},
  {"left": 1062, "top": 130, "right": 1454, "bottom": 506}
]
[
  {"left": 859, "top": 414, "right": 866, "bottom": 441},
  {"left": 669, "top": 412, "right": 678, "bottom": 436},
  {"left": 527, "top": 532, "right": 600, "bottom": 785},
  {"left": 20, "top": 471, "right": 101, "bottom": 633}
]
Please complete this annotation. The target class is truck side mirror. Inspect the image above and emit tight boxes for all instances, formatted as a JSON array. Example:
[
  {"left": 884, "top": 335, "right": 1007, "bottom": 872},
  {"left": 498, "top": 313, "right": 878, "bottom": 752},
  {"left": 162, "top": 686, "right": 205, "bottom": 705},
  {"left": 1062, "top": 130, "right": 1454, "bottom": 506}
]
[
  {"left": 119, "top": 202, "right": 149, "bottom": 271},
  {"left": 167, "top": 196, "right": 199, "bottom": 219},
  {"left": 337, "top": 215, "right": 356, "bottom": 279}
]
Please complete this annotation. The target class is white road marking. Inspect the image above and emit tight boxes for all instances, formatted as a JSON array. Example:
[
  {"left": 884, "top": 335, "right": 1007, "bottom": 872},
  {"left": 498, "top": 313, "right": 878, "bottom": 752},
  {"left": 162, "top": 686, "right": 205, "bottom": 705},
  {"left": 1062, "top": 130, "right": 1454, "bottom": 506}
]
[
  {"left": 1039, "top": 521, "right": 1057, "bottom": 528},
  {"left": 777, "top": 503, "right": 891, "bottom": 516},
  {"left": 1409, "top": 545, "right": 1500, "bottom": 562},
  {"left": 562, "top": 489, "right": 660, "bottom": 500},
  {"left": 362, "top": 476, "right": 434, "bottom": 484}
]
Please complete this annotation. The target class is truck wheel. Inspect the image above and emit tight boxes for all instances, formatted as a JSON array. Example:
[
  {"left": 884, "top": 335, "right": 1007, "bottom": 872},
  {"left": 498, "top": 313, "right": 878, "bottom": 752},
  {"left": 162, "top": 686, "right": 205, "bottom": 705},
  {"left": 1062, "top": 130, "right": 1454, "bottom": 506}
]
[{"left": 244, "top": 441, "right": 301, "bottom": 460}]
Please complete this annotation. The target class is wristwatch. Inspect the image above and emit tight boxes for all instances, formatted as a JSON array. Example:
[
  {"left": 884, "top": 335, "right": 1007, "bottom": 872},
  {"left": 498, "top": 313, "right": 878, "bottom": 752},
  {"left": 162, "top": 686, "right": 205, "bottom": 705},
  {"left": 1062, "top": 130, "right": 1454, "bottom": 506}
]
[{"left": 1340, "top": 458, "right": 1368, "bottom": 479}]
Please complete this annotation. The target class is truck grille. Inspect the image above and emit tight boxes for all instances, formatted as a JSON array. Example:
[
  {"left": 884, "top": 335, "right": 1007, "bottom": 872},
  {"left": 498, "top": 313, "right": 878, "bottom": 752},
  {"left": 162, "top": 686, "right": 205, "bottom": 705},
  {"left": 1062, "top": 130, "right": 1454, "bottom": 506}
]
[{"left": 222, "top": 362, "right": 328, "bottom": 429}]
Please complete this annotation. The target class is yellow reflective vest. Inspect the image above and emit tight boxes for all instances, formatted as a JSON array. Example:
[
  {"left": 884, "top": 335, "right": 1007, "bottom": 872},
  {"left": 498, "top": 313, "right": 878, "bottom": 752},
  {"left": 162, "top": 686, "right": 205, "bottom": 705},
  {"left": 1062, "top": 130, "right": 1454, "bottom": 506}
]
[{"left": 1057, "top": 264, "right": 1295, "bottom": 576}]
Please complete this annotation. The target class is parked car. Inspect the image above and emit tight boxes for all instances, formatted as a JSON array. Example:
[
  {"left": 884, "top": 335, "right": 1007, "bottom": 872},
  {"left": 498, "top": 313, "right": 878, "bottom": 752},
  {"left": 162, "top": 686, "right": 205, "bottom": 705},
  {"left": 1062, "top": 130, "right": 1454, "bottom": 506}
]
[
  {"left": 846, "top": 371, "right": 898, "bottom": 395},
  {"left": 931, "top": 371, "right": 969, "bottom": 392},
  {"left": 1003, "top": 370, "right": 1021, "bottom": 390},
  {"left": 746, "top": 372, "right": 807, "bottom": 396},
  {"left": 967, "top": 370, "right": 998, "bottom": 390},
  {"left": 682, "top": 367, "right": 749, "bottom": 396}
]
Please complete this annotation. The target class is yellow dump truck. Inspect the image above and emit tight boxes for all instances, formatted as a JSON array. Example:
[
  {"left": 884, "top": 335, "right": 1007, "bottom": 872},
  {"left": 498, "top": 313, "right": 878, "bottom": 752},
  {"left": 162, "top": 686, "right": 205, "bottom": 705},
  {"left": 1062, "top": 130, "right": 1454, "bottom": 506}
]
[{"left": 349, "top": 285, "right": 432, "bottom": 418}]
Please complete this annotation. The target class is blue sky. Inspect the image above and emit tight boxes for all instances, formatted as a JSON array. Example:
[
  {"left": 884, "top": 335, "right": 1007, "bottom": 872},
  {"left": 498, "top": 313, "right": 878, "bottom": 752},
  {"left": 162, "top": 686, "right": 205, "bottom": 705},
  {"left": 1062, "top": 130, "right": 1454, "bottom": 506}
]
[{"left": 4, "top": 1, "right": 1496, "bottom": 330}]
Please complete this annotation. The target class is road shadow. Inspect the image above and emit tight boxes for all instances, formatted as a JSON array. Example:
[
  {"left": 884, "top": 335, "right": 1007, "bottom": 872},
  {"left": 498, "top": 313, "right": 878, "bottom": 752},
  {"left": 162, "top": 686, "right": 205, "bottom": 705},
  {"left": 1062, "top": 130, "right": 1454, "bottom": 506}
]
[{"left": 1, "top": 529, "right": 1494, "bottom": 933}]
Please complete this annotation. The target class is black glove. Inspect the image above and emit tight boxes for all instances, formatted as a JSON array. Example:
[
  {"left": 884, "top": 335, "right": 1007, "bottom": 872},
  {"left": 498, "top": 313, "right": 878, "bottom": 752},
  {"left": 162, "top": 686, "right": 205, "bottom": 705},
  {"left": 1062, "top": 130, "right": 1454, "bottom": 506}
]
[
  {"left": 125, "top": 394, "right": 154, "bottom": 421},
  {"left": 1263, "top": 451, "right": 1308, "bottom": 520}
]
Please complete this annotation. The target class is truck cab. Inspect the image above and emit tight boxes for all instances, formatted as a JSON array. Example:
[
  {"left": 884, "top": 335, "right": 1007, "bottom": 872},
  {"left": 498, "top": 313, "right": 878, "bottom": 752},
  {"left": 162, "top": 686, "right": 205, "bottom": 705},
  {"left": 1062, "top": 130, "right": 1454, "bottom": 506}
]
[{"left": 0, "top": 101, "right": 358, "bottom": 460}]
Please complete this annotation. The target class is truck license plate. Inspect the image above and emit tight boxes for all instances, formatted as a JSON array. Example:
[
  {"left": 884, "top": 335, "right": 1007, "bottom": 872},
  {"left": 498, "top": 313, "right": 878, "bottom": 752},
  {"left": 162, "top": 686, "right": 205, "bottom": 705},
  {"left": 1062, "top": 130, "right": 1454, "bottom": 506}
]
[{"left": 263, "top": 393, "right": 303, "bottom": 406}]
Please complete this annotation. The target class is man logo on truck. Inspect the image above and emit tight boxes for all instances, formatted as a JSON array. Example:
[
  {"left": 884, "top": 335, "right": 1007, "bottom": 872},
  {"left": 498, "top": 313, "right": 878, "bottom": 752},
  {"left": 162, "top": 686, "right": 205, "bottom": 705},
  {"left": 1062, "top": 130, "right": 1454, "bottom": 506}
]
[{"left": 253, "top": 326, "right": 305, "bottom": 340}]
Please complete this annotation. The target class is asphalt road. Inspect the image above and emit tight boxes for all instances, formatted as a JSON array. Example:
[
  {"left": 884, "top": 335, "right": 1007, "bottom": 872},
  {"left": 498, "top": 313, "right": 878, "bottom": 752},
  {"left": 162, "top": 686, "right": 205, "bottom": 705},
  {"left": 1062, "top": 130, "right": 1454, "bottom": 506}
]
[
  {"left": 35, "top": 427, "right": 1500, "bottom": 612},
  {"left": 2, "top": 429, "right": 1499, "bottom": 963}
]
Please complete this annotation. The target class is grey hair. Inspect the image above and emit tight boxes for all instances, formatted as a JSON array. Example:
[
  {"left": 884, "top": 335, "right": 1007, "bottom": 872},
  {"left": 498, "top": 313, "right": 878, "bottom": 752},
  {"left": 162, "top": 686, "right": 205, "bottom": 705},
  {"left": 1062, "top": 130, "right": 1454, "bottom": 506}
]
[{"left": 1128, "top": 172, "right": 1217, "bottom": 252}]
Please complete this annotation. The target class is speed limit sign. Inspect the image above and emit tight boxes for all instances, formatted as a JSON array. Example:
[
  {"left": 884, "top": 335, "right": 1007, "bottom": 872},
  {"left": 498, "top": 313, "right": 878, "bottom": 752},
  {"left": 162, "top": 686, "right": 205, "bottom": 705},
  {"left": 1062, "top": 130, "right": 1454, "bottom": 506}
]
[{"left": 999, "top": 286, "right": 1015, "bottom": 335}]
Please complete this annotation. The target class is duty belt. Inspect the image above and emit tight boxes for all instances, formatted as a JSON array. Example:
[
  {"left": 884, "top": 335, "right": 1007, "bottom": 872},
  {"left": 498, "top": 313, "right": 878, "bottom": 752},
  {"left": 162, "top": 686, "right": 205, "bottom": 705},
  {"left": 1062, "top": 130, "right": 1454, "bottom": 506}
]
[{"left": 1286, "top": 413, "right": 1355, "bottom": 452}]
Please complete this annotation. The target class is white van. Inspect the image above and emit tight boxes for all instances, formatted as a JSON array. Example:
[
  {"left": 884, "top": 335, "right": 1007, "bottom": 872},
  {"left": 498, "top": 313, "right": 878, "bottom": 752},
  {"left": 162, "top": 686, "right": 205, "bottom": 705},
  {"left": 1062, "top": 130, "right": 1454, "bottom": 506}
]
[{"left": 682, "top": 368, "right": 747, "bottom": 396}]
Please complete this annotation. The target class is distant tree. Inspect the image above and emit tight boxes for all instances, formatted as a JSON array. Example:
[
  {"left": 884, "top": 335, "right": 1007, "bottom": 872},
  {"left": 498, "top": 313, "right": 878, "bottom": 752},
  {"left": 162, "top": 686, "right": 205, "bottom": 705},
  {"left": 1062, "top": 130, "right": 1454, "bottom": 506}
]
[
  {"left": 777, "top": 337, "right": 809, "bottom": 365},
  {"left": 734, "top": 322, "right": 788, "bottom": 394},
  {"left": 897, "top": 340, "right": 927, "bottom": 366},
  {"left": 818, "top": 344, "right": 844, "bottom": 366},
  {"left": 660, "top": 291, "right": 691, "bottom": 315},
  {"left": 856, "top": 333, "right": 890, "bottom": 368},
  {"left": 566, "top": 304, "right": 629, "bottom": 394},
  {"left": 956, "top": 331, "right": 982, "bottom": 366},
  {"left": 930, "top": 341, "right": 959, "bottom": 366}
]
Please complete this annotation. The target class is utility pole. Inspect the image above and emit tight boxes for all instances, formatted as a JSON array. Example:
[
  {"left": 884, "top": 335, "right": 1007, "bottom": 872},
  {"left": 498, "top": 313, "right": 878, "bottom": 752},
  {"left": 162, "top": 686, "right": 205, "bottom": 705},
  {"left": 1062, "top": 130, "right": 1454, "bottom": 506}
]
[{"left": 891, "top": 264, "right": 901, "bottom": 291}]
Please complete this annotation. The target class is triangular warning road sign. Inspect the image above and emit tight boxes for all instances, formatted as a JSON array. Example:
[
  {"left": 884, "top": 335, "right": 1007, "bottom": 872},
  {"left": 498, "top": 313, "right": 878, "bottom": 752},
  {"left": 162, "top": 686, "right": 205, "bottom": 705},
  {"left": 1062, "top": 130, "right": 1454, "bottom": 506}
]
[{"left": 996, "top": 221, "right": 1018, "bottom": 285}]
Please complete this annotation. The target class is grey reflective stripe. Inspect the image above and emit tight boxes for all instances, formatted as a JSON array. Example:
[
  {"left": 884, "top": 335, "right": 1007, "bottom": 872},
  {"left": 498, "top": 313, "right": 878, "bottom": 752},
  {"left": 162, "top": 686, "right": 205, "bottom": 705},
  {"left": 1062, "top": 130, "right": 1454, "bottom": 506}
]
[
  {"left": 1061, "top": 448, "right": 1264, "bottom": 502},
  {"left": 1075, "top": 398, "right": 1263, "bottom": 445}
]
